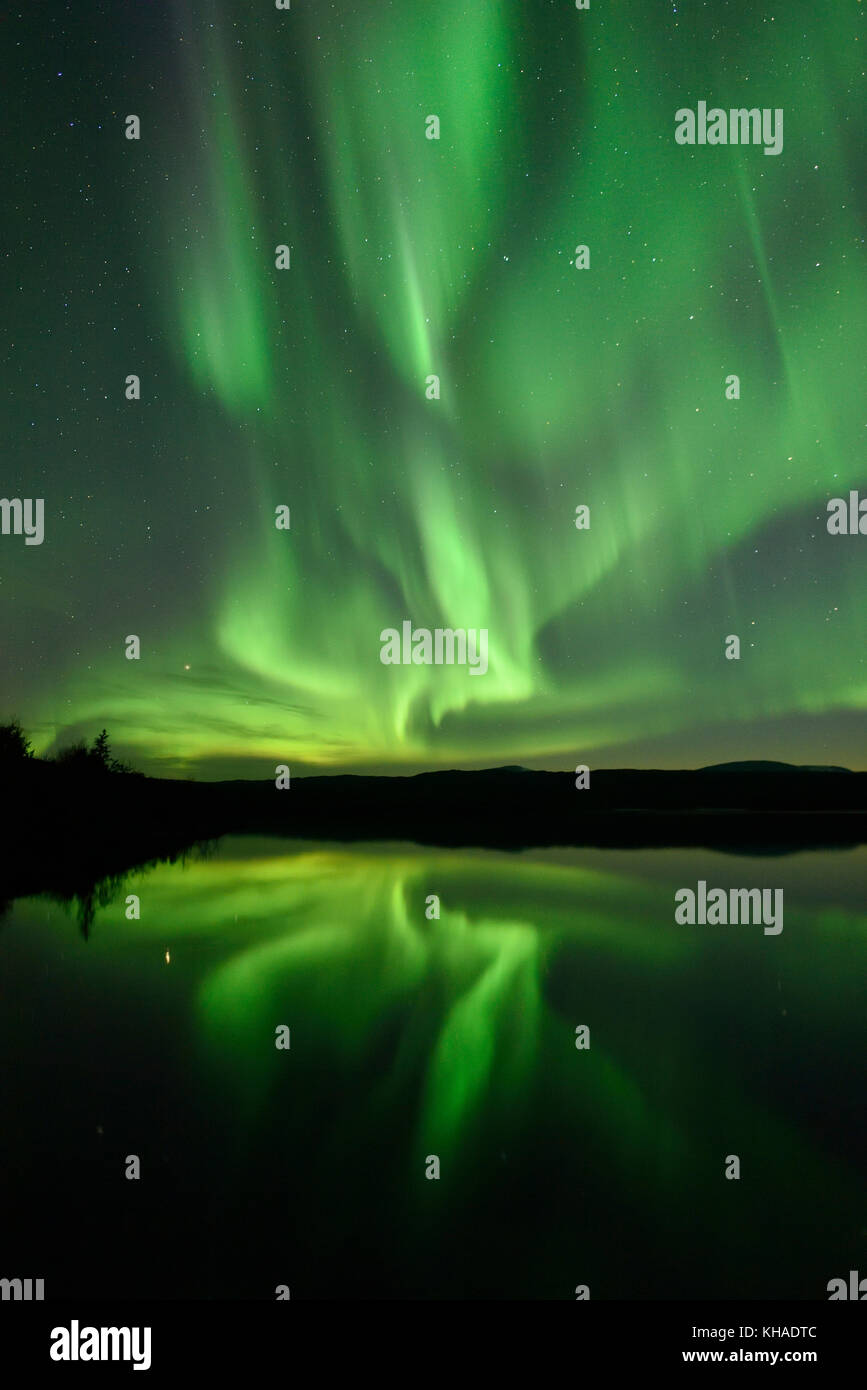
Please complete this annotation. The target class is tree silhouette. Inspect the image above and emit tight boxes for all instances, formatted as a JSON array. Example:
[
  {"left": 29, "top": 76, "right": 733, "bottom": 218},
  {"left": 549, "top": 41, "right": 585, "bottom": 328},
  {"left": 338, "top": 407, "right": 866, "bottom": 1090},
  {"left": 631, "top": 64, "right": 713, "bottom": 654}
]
[
  {"left": 92, "top": 729, "right": 112, "bottom": 769},
  {"left": 55, "top": 739, "right": 101, "bottom": 773},
  {"left": 0, "top": 719, "right": 34, "bottom": 763},
  {"left": 91, "top": 729, "right": 135, "bottom": 775}
]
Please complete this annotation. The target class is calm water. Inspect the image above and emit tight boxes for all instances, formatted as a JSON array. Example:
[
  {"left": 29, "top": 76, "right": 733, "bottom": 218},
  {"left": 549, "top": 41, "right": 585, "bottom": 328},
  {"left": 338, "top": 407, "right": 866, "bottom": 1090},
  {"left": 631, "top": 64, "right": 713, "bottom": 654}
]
[{"left": 2, "top": 838, "right": 865, "bottom": 1300}]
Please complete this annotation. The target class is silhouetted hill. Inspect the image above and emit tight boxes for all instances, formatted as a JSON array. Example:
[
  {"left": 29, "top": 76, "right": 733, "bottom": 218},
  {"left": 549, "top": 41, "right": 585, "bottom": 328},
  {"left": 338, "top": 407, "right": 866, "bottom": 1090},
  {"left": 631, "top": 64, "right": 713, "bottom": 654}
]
[{"left": 698, "top": 760, "right": 853, "bottom": 774}]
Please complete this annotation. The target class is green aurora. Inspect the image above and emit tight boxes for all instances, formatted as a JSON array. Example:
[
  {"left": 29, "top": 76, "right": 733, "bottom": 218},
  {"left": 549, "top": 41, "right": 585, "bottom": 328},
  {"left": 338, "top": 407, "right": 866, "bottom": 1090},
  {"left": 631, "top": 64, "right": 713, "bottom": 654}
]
[{"left": 4, "top": 2, "right": 865, "bottom": 775}]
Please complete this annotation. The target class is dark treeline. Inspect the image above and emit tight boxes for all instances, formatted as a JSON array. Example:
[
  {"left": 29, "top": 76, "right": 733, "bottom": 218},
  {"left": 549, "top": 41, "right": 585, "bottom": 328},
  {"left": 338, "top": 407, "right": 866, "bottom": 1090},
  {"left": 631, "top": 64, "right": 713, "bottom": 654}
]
[
  {"left": 0, "top": 719, "right": 138, "bottom": 777},
  {"left": 0, "top": 721, "right": 226, "bottom": 918}
]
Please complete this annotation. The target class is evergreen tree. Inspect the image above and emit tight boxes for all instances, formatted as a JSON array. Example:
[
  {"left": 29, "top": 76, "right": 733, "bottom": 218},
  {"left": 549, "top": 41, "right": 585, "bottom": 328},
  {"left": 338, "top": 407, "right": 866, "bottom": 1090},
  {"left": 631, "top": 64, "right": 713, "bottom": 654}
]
[
  {"left": 0, "top": 719, "right": 34, "bottom": 763},
  {"left": 92, "top": 729, "right": 112, "bottom": 769}
]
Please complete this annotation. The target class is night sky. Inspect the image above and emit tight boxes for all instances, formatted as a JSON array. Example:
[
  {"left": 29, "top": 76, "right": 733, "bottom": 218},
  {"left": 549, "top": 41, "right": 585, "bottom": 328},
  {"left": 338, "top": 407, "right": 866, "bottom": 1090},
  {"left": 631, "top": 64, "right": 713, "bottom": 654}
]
[{"left": 2, "top": 1, "right": 865, "bottom": 778}]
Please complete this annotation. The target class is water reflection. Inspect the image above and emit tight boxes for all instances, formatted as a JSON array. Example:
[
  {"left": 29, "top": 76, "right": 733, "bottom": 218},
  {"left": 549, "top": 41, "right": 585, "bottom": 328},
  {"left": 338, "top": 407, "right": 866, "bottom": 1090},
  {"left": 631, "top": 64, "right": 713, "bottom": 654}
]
[{"left": 2, "top": 837, "right": 865, "bottom": 1298}]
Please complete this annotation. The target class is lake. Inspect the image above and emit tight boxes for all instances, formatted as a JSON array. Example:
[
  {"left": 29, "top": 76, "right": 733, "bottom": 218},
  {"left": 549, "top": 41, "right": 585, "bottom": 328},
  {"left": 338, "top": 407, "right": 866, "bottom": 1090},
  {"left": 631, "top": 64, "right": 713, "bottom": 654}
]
[{"left": 1, "top": 837, "right": 864, "bottom": 1300}]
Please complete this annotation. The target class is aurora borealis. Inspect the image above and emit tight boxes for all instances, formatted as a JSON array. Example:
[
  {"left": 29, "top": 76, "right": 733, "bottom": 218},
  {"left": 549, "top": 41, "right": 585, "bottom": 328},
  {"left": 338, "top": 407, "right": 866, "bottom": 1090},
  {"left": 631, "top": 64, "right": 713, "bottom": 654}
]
[{"left": 3, "top": 1, "right": 865, "bottom": 776}]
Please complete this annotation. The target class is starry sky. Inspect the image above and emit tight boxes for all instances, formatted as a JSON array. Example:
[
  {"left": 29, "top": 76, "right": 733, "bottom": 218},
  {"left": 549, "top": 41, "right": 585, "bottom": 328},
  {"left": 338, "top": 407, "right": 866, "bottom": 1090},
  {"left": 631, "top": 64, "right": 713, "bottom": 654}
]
[{"left": 2, "top": 1, "right": 865, "bottom": 778}]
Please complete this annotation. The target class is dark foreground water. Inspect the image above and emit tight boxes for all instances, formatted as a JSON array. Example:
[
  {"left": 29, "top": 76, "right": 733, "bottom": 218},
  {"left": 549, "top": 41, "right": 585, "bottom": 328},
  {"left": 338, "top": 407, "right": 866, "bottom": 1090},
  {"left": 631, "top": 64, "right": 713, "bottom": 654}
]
[{"left": 1, "top": 838, "right": 865, "bottom": 1300}]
